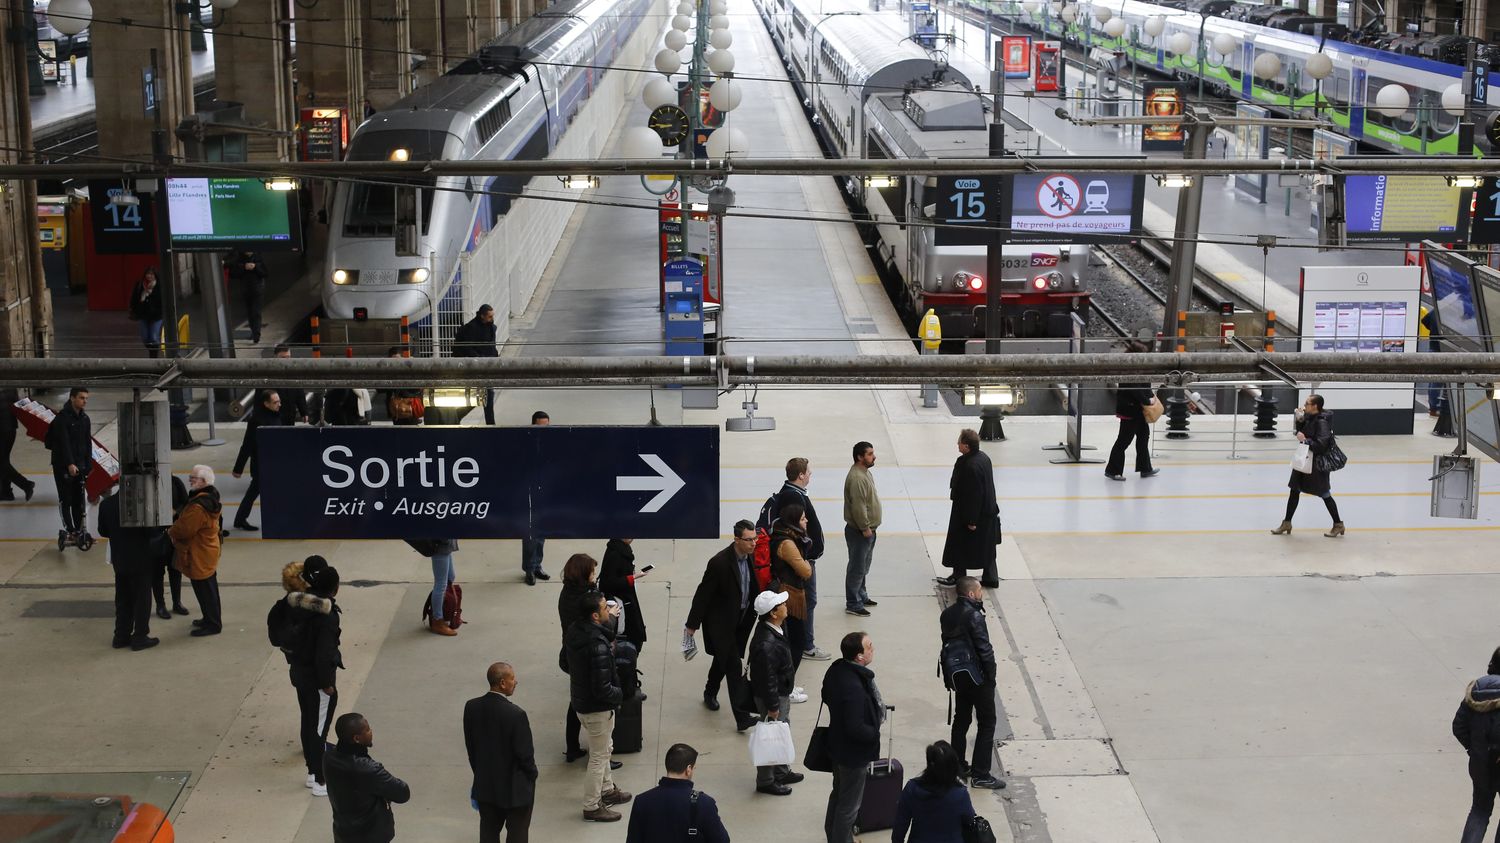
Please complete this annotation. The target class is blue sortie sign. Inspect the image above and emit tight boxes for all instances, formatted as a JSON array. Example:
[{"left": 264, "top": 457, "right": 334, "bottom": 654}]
[{"left": 257, "top": 426, "right": 720, "bottom": 539}]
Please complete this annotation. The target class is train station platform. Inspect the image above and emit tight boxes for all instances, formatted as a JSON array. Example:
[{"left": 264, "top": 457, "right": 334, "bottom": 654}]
[{"left": 31, "top": 41, "right": 216, "bottom": 141}]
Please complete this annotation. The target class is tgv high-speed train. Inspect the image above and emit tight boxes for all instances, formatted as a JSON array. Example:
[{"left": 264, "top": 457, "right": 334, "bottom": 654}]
[
  {"left": 977, "top": 0, "right": 1500, "bottom": 155},
  {"left": 756, "top": 0, "right": 1091, "bottom": 340},
  {"left": 322, "top": 0, "right": 652, "bottom": 343}
]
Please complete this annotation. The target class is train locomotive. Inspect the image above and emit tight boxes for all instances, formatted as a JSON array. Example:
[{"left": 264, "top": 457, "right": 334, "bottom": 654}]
[
  {"left": 322, "top": 0, "right": 653, "bottom": 350},
  {"left": 756, "top": 0, "right": 1091, "bottom": 342}
]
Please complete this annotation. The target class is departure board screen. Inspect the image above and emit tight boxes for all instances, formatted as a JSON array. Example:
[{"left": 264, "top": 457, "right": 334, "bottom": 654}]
[
  {"left": 1427, "top": 248, "right": 1484, "bottom": 350},
  {"left": 166, "top": 178, "right": 302, "bottom": 252},
  {"left": 1343, "top": 175, "right": 1469, "bottom": 242}
]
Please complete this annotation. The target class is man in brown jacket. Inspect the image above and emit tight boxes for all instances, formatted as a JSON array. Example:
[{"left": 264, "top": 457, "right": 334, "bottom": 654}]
[{"left": 170, "top": 464, "right": 224, "bottom": 636}]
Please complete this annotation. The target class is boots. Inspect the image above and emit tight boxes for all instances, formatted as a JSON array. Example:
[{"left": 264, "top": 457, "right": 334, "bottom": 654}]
[
  {"left": 1324, "top": 522, "right": 1345, "bottom": 538},
  {"left": 1270, "top": 521, "right": 1292, "bottom": 535},
  {"left": 428, "top": 617, "right": 457, "bottom": 636}
]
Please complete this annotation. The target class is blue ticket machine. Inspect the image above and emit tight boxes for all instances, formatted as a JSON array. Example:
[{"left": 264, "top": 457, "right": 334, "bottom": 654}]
[{"left": 663, "top": 257, "right": 705, "bottom": 354}]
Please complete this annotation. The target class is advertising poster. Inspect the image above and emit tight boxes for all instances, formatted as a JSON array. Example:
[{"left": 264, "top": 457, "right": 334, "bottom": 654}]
[
  {"left": 1141, "top": 82, "right": 1185, "bottom": 152},
  {"left": 1343, "top": 174, "right": 1468, "bottom": 242},
  {"left": 1001, "top": 36, "right": 1031, "bottom": 78}
]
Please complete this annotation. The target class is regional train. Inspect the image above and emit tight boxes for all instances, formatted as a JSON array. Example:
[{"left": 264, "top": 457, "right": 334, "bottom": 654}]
[
  {"left": 974, "top": 0, "right": 1500, "bottom": 156},
  {"left": 756, "top": 0, "right": 1092, "bottom": 341},
  {"left": 322, "top": 0, "right": 653, "bottom": 346}
]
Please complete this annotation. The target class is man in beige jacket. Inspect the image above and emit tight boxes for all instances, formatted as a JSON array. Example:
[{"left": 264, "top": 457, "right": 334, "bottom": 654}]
[{"left": 842, "top": 442, "right": 882, "bottom": 617}]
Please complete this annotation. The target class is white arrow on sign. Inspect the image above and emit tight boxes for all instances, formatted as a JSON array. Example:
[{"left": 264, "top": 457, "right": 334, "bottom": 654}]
[{"left": 616, "top": 454, "right": 686, "bottom": 513}]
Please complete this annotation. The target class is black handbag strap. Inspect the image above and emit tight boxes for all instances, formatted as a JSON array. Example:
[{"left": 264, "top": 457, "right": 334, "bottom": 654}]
[
  {"left": 811, "top": 700, "right": 827, "bottom": 727},
  {"left": 688, "top": 790, "right": 699, "bottom": 837}
]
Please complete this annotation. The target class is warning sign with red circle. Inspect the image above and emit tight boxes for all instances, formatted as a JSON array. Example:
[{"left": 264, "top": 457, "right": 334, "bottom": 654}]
[{"left": 1037, "top": 175, "right": 1082, "bottom": 218}]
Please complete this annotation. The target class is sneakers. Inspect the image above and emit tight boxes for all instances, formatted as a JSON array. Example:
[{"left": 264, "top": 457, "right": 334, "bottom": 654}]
[
  {"left": 306, "top": 774, "right": 317, "bottom": 789},
  {"left": 863, "top": 598, "right": 879, "bottom": 606},
  {"left": 583, "top": 806, "right": 621, "bottom": 822},
  {"left": 845, "top": 607, "right": 871, "bottom": 617},
  {"left": 601, "top": 787, "right": 633, "bottom": 806},
  {"left": 310, "top": 781, "right": 327, "bottom": 797},
  {"left": 534, "top": 570, "right": 552, "bottom": 581},
  {"left": 789, "top": 687, "right": 809, "bottom": 704},
  {"left": 970, "top": 774, "right": 1007, "bottom": 790},
  {"left": 803, "top": 647, "right": 832, "bottom": 661}
]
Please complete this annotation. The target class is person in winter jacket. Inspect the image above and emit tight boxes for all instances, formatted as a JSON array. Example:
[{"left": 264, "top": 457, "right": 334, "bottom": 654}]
[
  {"left": 938, "top": 577, "right": 1004, "bottom": 789},
  {"left": 823, "top": 631, "right": 884, "bottom": 843},
  {"left": 770, "top": 503, "right": 814, "bottom": 678},
  {"left": 278, "top": 563, "right": 343, "bottom": 795},
  {"left": 1272, "top": 394, "right": 1345, "bottom": 537},
  {"left": 1455, "top": 647, "right": 1500, "bottom": 843},
  {"left": 599, "top": 538, "right": 650, "bottom": 653},
  {"left": 47, "top": 387, "right": 92, "bottom": 540},
  {"left": 772, "top": 457, "right": 831, "bottom": 661},
  {"left": 939, "top": 429, "right": 999, "bottom": 588},
  {"left": 325, "top": 713, "right": 410, "bottom": 843},
  {"left": 128, "top": 267, "right": 164, "bottom": 357},
  {"left": 748, "top": 589, "right": 803, "bottom": 795},
  {"left": 282, "top": 554, "right": 329, "bottom": 594},
  {"left": 564, "top": 590, "right": 632, "bottom": 822},
  {"left": 232, "top": 389, "right": 284, "bottom": 532},
  {"left": 169, "top": 465, "right": 223, "bottom": 635},
  {"left": 558, "top": 554, "right": 607, "bottom": 762},
  {"left": 625, "top": 743, "right": 731, "bottom": 843},
  {"left": 453, "top": 304, "right": 500, "bottom": 425},
  {"left": 226, "top": 249, "right": 268, "bottom": 344},
  {"left": 892, "top": 741, "right": 976, "bottom": 843}
]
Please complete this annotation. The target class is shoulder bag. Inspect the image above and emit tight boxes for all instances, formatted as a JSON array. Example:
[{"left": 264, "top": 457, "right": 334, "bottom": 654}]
[
  {"left": 1314, "top": 437, "right": 1348, "bottom": 473},
  {"left": 803, "top": 701, "right": 834, "bottom": 772},
  {"left": 1142, "top": 396, "right": 1164, "bottom": 424}
]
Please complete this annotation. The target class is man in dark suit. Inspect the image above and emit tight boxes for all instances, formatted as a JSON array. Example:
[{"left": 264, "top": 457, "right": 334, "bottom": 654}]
[
  {"left": 97, "top": 484, "right": 158, "bottom": 651},
  {"left": 685, "top": 519, "right": 759, "bottom": 731},
  {"left": 464, "top": 662, "right": 537, "bottom": 842},
  {"left": 231, "top": 389, "right": 283, "bottom": 532},
  {"left": 452, "top": 304, "right": 500, "bottom": 425}
]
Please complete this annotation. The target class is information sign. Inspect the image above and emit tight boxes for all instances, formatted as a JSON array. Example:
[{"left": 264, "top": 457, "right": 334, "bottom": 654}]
[
  {"left": 1426, "top": 247, "right": 1483, "bottom": 349},
  {"left": 1140, "top": 82, "right": 1185, "bottom": 152},
  {"left": 932, "top": 175, "right": 999, "bottom": 246},
  {"left": 1469, "top": 177, "right": 1500, "bottom": 245},
  {"left": 86, "top": 181, "right": 158, "bottom": 255},
  {"left": 1342, "top": 174, "right": 1469, "bottom": 242},
  {"left": 1003, "top": 172, "right": 1145, "bottom": 242},
  {"left": 258, "top": 426, "right": 721, "bottom": 540},
  {"left": 165, "top": 178, "right": 303, "bottom": 252}
]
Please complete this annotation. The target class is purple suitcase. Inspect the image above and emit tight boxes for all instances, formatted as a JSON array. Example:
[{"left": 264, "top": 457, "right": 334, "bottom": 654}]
[{"left": 855, "top": 706, "right": 903, "bottom": 833}]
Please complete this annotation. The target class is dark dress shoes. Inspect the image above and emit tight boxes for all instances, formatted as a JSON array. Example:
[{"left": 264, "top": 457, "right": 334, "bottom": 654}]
[
  {"left": 172, "top": 604, "right": 190, "bottom": 616},
  {"left": 565, "top": 748, "right": 587, "bottom": 763},
  {"left": 131, "top": 637, "right": 160, "bottom": 651},
  {"left": 234, "top": 521, "right": 259, "bottom": 532},
  {"left": 190, "top": 627, "right": 221, "bottom": 637},
  {"left": 111, "top": 637, "right": 130, "bottom": 649},
  {"left": 776, "top": 771, "right": 805, "bottom": 785},
  {"left": 534, "top": 570, "right": 551, "bottom": 581},
  {"left": 156, "top": 606, "right": 172, "bottom": 620},
  {"left": 756, "top": 783, "right": 792, "bottom": 796},
  {"left": 524, "top": 572, "right": 536, "bottom": 586},
  {"left": 703, "top": 694, "right": 721, "bottom": 711}
]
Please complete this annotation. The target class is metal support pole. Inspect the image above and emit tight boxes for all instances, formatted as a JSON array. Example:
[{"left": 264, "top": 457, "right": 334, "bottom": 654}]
[
  {"left": 1160, "top": 110, "right": 1212, "bottom": 342},
  {"left": 981, "top": 53, "right": 1007, "bottom": 442}
]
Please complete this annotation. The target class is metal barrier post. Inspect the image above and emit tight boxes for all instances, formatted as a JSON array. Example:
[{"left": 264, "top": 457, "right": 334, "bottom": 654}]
[
  {"left": 202, "top": 388, "right": 225, "bottom": 447},
  {"left": 310, "top": 316, "right": 321, "bottom": 359}
]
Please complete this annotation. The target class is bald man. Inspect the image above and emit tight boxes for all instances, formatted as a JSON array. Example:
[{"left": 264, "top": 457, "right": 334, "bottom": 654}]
[{"left": 464, "top": 662, "right": 537, "bottom": 842}]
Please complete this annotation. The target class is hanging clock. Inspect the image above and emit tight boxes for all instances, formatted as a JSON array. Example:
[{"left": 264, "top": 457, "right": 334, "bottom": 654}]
[{"left": 648, "top": 105, "right": 691, "bottom": 146}]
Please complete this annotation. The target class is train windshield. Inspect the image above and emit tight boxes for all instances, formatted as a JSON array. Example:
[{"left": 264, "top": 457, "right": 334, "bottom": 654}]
[{"left": 342, "top": 130, "right": 452, "bottom": 238}]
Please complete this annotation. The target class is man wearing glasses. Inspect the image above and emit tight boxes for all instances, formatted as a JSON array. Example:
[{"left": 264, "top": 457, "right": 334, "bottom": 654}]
[{"left": 685, "top": 520, "right": 760, "bottom": 731}]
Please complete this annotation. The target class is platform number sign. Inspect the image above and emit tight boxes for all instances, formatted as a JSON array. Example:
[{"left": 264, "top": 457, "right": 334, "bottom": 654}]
[
  {"left": 86, "top": 181, "right": 157, "bottom": 255},
  {"left": 934, "top": 175, "right": 999, "bottom": 246},
  {"left": 1469, "top": 177, "right": 1500, "bottom": 245},
  {"left": 1472, "top": 62, "right": 1489, "bottom": 107}
]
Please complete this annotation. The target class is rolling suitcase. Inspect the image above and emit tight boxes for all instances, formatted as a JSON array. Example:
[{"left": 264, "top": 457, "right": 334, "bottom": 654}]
[
  {"left": 854, "top": 705, "right": 903, "bottom": 834},
  {"left": 613, "top": 694, "right": 643, "bottom": 754}
]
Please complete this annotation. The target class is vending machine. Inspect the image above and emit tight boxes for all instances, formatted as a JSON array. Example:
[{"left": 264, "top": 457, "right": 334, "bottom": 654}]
[{"left": 1035, "top": 42, "right": 1062, "bottom": 93}]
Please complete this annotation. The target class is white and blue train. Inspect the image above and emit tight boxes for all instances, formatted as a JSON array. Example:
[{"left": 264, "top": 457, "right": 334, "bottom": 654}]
[{"left": 322, "top": 0, "right": 653, "bottom": 345}]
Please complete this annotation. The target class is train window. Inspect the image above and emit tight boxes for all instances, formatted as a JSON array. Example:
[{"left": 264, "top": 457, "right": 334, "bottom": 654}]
[
  {"left": 343, "top": 129, "right": 449, "bottom": 237},
  {"left": 487, "top": 124, "right": 550, "bottom": 225},
  {"left": 1330, "top": 71, "right": 1349, "bottom": 114},
  {"left": 475, "top": 98, "right": 513, "bottom": 145}
]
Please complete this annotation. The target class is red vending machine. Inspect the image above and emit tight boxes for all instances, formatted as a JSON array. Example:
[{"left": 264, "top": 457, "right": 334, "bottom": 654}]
[{"left": 1035, "top": 42, "right": 1062, "bottom": 93}]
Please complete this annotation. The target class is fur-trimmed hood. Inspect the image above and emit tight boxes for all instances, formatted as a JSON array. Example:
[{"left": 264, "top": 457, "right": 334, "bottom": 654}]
[
  {"left": 286, "top": 591, "right": 333, "bottom": 615},
  {"left": 282, "top": 561, "right": 309, "bottom": 593},
  {"left": 1465, "top": 675, "right": 1500, "bottom": 712}
]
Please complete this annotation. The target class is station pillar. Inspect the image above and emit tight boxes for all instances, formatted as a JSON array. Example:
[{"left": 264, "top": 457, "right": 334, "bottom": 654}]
[
  {"left": 363, "top": 0, "right": 415, "bottom": 109},
  {"left": 294, "top": 0, "right": 367, "bottom": 121},
  {"left": 90, "top": 0, "right": 195, "bottom": 162},
  {"left": 473, "top": 0, "right": 499, "bottom": 42},
  {"left": 0, "top": 3, "right": 53, "bottom": 356},
  {"left": 409, "top": 0, "right": 476, "bottom": 78},
  {"left": 214, "top": 0, "right": 294, "bottom": 161}
]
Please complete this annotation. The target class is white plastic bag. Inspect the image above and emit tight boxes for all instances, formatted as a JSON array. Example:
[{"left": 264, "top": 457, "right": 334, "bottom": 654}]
[
  {"left": 1291, "top": 442, "right": 1313, "bottom": 474},
  {"left": 748, "top": 719, "right": 795, "bottom": 767}
]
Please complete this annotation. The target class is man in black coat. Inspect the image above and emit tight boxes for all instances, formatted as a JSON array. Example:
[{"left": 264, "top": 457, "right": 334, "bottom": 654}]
[
  {"left": 47, "top": 387, "right": 92, "bottom": 539},
  {"left": 1454, "top": 647, "right": 1500, "bottom": 843},
  {"left": 279, "top": 566, "right": 344, "bottom": 794},
  {"left": 324, "top": 713, "right": 410, "bottom": 843},
  {"left": 565, "top": 591, "right": 633, "bottom": 822},
  {"left": 748, "top": 590, "right": 803, "bottom": 795},
  {"left": 97, "top": 485, "right": 157, "bottom": 651},
  {"left": 939, "top": 577, "right": 1004, "bottom": 789},
  {"left": 939, "top": 428, "right": 1000, "bottom": 588},
  {"left": 273, "top": 344, "right": 309, "bottom": 425},
  {"left": 464, "top": 661, "right": 537, "bottom": 842},
  {"left": 227, "top": 249, "right": 268, "bottom": 344},
  {"left": 625, "top": 743, "right": 730, "bottom": 843},
  {"left": 822, "top": 631, "right": 883, "bottom": 843},
  {"left": 770, "top": 458, "right": 830, "bottom": 662},
  {"left": 453, "top": 304, "right": 500, "bottom": 425},
  {"left": 232, "top": 389, "right": 284, "bottom": 532},
  {"left": 0, "top": 387, "right": 33, "bottom": 501},
  {"left": 685, "top": 520, "right": 759, "bottom": 729}
]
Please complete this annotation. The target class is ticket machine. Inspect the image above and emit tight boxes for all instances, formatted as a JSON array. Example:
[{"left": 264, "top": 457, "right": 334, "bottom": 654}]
[
  {"left": 663, "top": 257, "right": 705, "bottom": 354},
  {"left": 1035, "top": 42, "right": 1062, "bottom": 94}
]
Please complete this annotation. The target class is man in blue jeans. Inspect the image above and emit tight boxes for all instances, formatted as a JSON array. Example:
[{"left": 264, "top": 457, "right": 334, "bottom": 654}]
[
  {"left": 842, "top": 441, "right": 881, "bottom": 617},
  {"left": 522, "top": 411, "right": 553, "bottom": 586}
]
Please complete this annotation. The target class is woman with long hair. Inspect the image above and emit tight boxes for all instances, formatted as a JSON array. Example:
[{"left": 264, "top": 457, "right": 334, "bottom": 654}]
[
  {"left": 128, "top": 268, "right": 164, "bottom": 358},
  {"left": 1272, "top": 393, "right": 1346, "bottom": 537},
  {"left": 892, "top": 741, "right": 978, "bottom": 842}
]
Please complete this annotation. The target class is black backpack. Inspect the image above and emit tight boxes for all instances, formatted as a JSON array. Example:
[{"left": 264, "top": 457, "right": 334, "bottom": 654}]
[
  {"left": 266, "top": 598, "right": 310, "bottom": 660},
  {"left": 938, "top": 634, "right": 982, "bottom": 691},
  {"left": 755, "top": 492, "right": 780, "bottom": 532}
]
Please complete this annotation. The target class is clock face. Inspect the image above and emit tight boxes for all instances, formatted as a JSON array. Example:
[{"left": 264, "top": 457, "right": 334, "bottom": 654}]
[{"left": 648, "top": 105, "right": 691, "bottom": 145}]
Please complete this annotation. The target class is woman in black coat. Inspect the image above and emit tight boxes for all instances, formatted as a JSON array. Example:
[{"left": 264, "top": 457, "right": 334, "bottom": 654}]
[
  {"left": 599, "top": 538, "right": 649, "bottom": 652},
  {"left": 940, "top": 429, "right": 1000, "bottom": 587},
  {"left": 1273, "top": 394, "right": 1345, "bottom": 537},
  {"left": 1104, "top": 379, "right": 1160, "bottom": 481},
  {"left": 152, "top": 474, "right": 188, "bottom": 619}
]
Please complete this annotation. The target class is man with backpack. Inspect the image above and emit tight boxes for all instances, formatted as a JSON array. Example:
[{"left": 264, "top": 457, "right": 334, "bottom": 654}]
[
  {"left": 1454, "top": 646, "right": 1500, "bottom": 843},
  {"left": 759, "top": 458, "right": 831, "bottom": 680},
  {"left": 269, "top": 563, "right": 344, "bottom": 797},
  {"left": 685, "top": 520, "right": 760, "bottom": 731},
  {"left": 937, "top": 577, "right": 1005, "bottom": 790}
]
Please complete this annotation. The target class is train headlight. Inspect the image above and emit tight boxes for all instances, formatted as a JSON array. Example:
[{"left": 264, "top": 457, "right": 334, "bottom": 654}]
[
  {"left": 331, "top": 269, "right": 357, "bottom": 285},
  {"left": 400, "top": 267, "right": 431, "bottom": 284},
  {"left": 1031, "top": 275, "right": 1049, "bottom": 291},
  {"left": 1046, "top": 271, "right": 1064, "bottom": 289}
]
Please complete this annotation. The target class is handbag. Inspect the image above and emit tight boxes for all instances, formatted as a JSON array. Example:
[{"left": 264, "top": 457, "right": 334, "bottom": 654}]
[
  {"left": 1142, "top": 396, "right": 1164, "bottom": 424},
  {"left": 1315, "top": 438, "right": 1348, "bottom": 473},
  {"left": 1290, "top": 442, "right": 1313, "bottom": 474},
  {"left": 748, "top": 719, "right": 795, "bottom": 767},
  {"left": 962, "top": 815, "right": 999, "bottom": 843},
  {"left": 149, "top": 529, "right": 174, "bottom": 562},
  {"left": 993, "top": 514, "right": 1003, "bottom": 545},
  {"left": 803, "top": 702, "right": 834, "bottom": 772}
]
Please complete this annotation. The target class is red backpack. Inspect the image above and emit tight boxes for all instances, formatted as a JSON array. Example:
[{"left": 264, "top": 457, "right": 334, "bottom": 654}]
[
  {"left": 752, "top": 528, "right": 774, "bottom": 591},
  {"left": 422, "top": 582, "right": 463, "bottom": 630}
]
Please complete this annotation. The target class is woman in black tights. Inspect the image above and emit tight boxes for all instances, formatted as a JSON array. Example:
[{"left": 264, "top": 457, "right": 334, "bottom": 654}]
[
  {"left": 1272, "top": 394, "right": 1345, "bottom": 538},
  {"left": 152, "top": 475, "right": 189, "bottom": 618}
]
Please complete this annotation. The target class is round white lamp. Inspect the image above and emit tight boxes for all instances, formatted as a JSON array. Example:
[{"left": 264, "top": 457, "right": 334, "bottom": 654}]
[
  {"left": 644, "top": 77, "right": 677, "bottom": 109},
  {"left": 47, "top": 0, "right": 93, "bottom": 34},
  {"left": 1103, "top": 17, "right": 1125, "bottom": 37},
  {"left": 710, "top": 0, "right": 729, "bottom": 13},
  {"left": 707, "top": 49, "right": 735, "bottom": 73},
  {"left": 1168, "top": 32, "right": 1192, "bottom": 56},
  {"left": 1305, "top": 51, "right": 1333, "bottom": 81},
  {"left": 710, "top": 14, "right": 730, "bottom": 28},
  {"left": 1211, "top": 33, "right": 1237, "bottom": 57},
  {"left": 654, "top": 48, "right": 682, "bottom": 75},
  {"left": 1374, "top": 83, "right": 1410, "bottom": 118},
  {"left": 1093, "top": 5, "right": 1112, "bottom": 23},
  {"left": 1442, "top": 83, "right": 1466, "bottom": 117},
  {"left": 1252, "top": 51, "right": 1281, "bottom": 79},
  {"left": 664, "top": 29, "right": 688, "bottom": 52},
  {"left": 706, "top": 127, "right": 750, "bottom": 158},
  {"left": 1023, "top": 0, "right": 1041, "bottom": 13},
  {"left": 671, "top": 14, "right": 692, "bottom": 30},
  {"left": 1143, "top": 15, "right": 1165, "bottom": 37},
  {"left": 676, "top": 2, "right": 693, "bottom": 13},
  {"left": 622, "top": 126, "right": 667, "bottom": 159},
  {"left": 1060, "top": 5, "right": 1077, "bottom": 23},
  {"left": 710, "top": 28, "right": 733, "bottom": 49},
  {"left": 709, "top": 78, "right": 743, "bottom": 112}
]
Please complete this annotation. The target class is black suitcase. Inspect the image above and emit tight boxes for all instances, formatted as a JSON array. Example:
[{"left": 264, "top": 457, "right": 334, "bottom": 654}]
[
  {"left": 613, "top": 695, "right": 643, "bottom": 754},
  {"left": 855, "top": 706, "right": 903, "bottom": 833}
]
